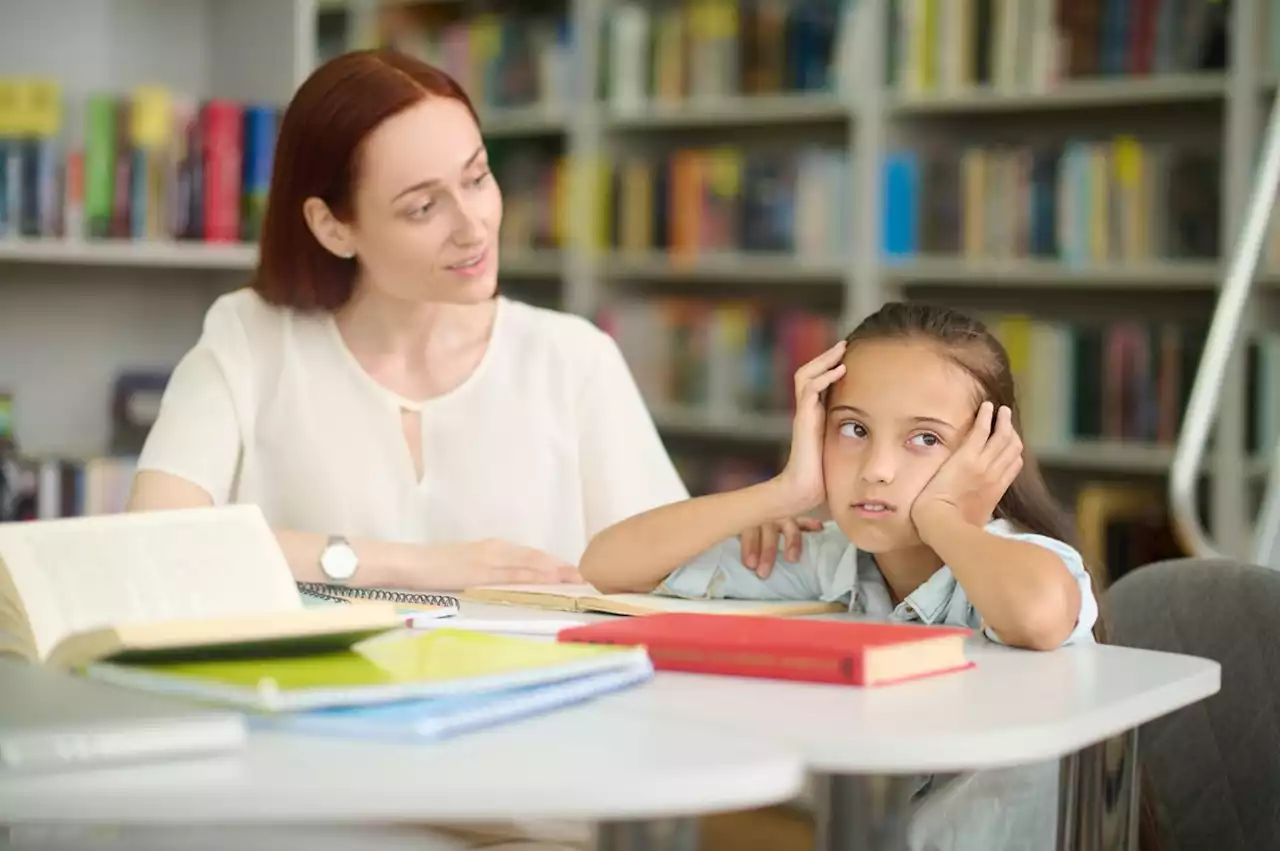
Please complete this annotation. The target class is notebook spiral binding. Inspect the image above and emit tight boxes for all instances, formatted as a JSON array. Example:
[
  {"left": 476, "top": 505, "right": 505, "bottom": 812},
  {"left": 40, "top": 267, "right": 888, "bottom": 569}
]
[{"left": 296, "top": 582, "right": 459, "bottom": 609}]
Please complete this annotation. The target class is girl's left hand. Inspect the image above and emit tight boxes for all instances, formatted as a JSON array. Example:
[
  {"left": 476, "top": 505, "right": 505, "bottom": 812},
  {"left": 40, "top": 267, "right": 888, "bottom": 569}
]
[{"left": 910, "top": 401, "right": 1023, "bottom": 529}]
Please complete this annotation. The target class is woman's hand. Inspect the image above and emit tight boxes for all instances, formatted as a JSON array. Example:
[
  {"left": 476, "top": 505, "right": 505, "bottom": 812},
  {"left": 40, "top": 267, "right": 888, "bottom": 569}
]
[
  {"left": 739, "top": 516, "right": 826, "bottom": 577},
  {"left": 773, "top": 339, "right": 846, "bottom": 517},
  {"left": 426, "top": 539, "right": 583, "bottom": 589},
  {"left": 911, "top": 401, "right": 1023, "bottom": 533}
]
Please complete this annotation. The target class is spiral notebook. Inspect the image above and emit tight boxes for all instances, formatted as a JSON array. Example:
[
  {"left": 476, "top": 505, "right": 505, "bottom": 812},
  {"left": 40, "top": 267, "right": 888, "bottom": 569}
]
[{"left": 296, "top": 582, "right": 459, "bottom": 615}]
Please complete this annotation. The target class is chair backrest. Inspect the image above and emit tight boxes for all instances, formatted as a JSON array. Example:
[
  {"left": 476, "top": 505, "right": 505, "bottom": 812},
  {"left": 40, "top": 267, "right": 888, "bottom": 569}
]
[{"left": 1105, "top": 558, "right": 1280, "bottom": 851}]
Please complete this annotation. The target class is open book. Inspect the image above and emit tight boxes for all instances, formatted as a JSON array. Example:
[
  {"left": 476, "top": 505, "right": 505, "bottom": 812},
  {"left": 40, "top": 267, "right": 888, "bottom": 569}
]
[
  {"left": 460, "top": 584, "right": 844, "bottom": 618},
  {"left": 0, "top": 505, "right": 402, "bottom": 670}
]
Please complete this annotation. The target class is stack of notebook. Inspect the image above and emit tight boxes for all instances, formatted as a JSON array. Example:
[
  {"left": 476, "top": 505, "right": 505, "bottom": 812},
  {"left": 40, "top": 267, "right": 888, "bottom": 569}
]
[{"left": 86, "top": 628, "right": 653, "bottom": 743}]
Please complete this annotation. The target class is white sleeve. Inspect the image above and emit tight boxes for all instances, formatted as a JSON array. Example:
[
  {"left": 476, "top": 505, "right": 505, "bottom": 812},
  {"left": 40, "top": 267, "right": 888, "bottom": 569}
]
[
  {"left": 135, "top": 308, "right": 247, "bottom": 505},
  {"left": 576, "top": 330, "right": 690, "bottom": 538}
]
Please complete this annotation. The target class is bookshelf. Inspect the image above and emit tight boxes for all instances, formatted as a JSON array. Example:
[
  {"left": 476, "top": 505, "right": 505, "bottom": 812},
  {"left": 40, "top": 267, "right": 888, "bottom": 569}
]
[{"left": 1, "top": 0, "right": 1275, "bottom": 559}]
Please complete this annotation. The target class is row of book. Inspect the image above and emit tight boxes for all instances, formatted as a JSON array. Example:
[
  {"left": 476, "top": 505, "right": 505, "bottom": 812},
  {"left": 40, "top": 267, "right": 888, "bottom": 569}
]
[
  {"left": 0, "top": 456, "right": 135, "bottom": 523},
  {"left": 596, "top": 298, "right": 838, "bottom": 417},
  {"left": 0, "top": 78, "right": 278, "bottom": 244},
  {"left": 603, "top": 146, "right": 851, "bottom": 258},
  {"left": 888, "top": 0, "right": 1229, "bottom": 96},
  {"left": 603, "top": 0, "right": 851, "bottom": 108},
  {"left": 491, "top": 138, "right": 1224, "bottom": 265},
  {"left": 597, "top": 297, "right": 1280, "bottom": 458},
  {"left": 371, "top": 5, "right": 573, "bottom": 112},
  {"left": 884, "top": 140, "right": 1221, "bottom": 263}
]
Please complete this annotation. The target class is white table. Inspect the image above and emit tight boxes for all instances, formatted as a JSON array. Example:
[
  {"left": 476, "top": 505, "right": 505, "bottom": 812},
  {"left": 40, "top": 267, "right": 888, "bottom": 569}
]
[
  {"left": 0, "top": 663, "right": 806, "bottom": 851},
  {"left": 453, "top": 603, "right": 1223, "bottom": 851}
]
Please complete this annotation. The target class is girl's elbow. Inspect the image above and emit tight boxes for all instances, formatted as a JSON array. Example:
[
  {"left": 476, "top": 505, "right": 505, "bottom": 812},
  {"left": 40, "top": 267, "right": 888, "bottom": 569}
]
[
  {"left": 578, "top": 549, "right": 653, "bottom": 595},
  {"left": 1006, "top": 589, "right": 1079, "bottom": 651}
]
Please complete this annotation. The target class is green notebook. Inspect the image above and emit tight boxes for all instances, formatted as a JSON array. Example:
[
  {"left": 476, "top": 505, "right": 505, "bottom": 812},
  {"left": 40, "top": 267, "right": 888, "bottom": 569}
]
[{"left": 84, "top": 628, "right": 652, "bottom": 712}]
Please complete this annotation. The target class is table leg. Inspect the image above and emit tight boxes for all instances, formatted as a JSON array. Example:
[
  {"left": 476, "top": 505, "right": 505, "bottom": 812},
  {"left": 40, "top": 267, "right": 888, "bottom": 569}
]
[
  {"left": 813, "top": 774, "right": 915, "bottom": 851},
  {"left": 1055, "top": 728, "right": 1141, "bottom": 851},
  {"left": 595, "top": 818, "right": 699, "bottom": 851}
]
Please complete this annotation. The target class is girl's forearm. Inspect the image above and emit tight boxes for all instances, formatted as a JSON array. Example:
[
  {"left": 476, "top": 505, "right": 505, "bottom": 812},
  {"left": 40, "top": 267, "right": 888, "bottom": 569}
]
[
  {"left": 581, "top": 477, "right": 801, "bottom": 594},
  {"left": 913, "top": 505, "right": 1081, "bottom": 650}
]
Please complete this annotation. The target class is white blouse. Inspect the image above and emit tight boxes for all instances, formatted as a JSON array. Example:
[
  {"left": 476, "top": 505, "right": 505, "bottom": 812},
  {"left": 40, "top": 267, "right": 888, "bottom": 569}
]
[{"left": 136, "top": 289, "right": 689, "bottom": 565}]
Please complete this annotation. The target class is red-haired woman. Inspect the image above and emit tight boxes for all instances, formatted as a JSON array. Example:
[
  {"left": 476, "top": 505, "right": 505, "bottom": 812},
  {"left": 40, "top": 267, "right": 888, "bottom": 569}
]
[{"left": 125, "top": 50, "right": 692, "bottom": 592}]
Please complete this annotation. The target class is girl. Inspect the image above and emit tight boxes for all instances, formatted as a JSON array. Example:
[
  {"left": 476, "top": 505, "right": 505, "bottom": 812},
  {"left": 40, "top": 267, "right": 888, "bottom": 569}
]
[
  {"left": 581, "top": 300, "right": 1097, "bottom": 651},
  {"left": 581, "top": 301, "right": 1167, "bottom": 851}
]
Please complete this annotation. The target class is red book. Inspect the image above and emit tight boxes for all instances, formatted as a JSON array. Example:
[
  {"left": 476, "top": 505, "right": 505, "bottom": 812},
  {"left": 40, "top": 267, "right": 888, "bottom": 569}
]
[{"left": 558, "top": 613, "right": 975, "bottom": 687}]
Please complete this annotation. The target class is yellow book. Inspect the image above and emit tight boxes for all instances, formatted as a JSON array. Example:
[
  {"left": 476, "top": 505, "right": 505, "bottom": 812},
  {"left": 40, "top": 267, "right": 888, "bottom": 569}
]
[
  {"left": 0, "top": 505, "right": 402, "bottom": 671},
  {"left": 84, "top": 628, "right": 652, "bottom": 712},
  {"left": 461, "top": 583, "right": 844, "bottom": 617}
]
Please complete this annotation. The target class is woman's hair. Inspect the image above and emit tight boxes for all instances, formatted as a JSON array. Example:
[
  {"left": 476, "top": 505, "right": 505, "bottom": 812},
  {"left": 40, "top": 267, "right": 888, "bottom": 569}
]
[
  {"left": 252, "top": 50, "right": 479, "bottom": 312},
  {"left": 844, "top": 301, "right": 1165, "bottom": 851}
]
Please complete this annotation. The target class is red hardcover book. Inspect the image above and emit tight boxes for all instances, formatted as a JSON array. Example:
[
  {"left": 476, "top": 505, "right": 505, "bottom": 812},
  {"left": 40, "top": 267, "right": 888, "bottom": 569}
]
[{"left": 558, "top": 613, "right": 975, "bottom": 687}]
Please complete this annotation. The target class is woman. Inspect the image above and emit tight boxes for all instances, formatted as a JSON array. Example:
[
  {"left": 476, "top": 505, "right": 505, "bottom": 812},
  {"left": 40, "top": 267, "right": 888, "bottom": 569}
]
[{"left": 127, "top": 49, "right": 696, "bottom": 592}]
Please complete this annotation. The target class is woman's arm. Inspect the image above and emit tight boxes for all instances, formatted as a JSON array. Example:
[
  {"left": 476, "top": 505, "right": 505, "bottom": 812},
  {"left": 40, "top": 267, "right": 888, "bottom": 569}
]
[
  {"left": 913, "top": 503, "right": 1082, "bottom": 650},
  {"left": 128, "top": 470, "right": 578, "bottom": 591}
]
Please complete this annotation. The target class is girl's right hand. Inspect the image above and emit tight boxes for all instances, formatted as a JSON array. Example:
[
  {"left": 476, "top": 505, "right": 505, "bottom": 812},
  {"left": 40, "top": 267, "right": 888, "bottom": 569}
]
[
  {"left": 427, "top": 539, "right": 583, "bottom": 589},
  {"left": 774, "top": 340, "right": 847, "bottom": 517}
]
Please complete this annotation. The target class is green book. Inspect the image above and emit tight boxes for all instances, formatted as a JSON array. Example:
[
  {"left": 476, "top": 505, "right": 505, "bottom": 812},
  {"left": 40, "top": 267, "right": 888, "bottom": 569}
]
[{"left": 85, "top": 628, "right": 652, "bottom": 713}]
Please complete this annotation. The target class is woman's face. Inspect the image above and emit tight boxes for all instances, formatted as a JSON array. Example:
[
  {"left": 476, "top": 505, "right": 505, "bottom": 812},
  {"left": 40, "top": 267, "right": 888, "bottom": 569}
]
[{"left": 346, "top": 96, "right": 503, "bottom": 304}]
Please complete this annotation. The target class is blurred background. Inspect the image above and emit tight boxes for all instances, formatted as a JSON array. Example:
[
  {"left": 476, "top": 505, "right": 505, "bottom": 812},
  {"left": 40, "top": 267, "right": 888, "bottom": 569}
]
[{"left": 0, "top": 0, "right": 1266, "bottom": 590}]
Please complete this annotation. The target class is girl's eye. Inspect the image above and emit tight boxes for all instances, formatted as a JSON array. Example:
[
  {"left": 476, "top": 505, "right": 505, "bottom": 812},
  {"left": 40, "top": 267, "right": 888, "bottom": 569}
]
[
  {"left": 839, "top": 422, "right": 866, "bottom": 439},
  {"left": 469, "top": 170, "right": 491, "bottom": 187},
  {"left": 909, "top": 433, "right": 940, "bottom": 448}
]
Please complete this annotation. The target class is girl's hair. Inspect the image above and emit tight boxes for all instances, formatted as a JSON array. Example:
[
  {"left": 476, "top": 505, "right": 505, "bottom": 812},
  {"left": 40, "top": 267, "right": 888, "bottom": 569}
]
[
  {"left": 844, "top": 300, "right": 1164, "bottom": 851},
  {"left": 252, "top": 49, "right": 479, "bottom": 312}
]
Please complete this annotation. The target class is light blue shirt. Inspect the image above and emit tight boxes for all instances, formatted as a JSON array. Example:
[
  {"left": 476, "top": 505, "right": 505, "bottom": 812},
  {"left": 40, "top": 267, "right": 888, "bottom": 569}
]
[{"left": 655, "top": 518, "right": 1098, "bottom": 647}]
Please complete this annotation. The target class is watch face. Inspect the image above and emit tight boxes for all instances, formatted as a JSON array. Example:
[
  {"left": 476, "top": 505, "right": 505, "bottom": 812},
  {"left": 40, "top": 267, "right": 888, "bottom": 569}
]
[{"left": 321, "top": 542, "right": 358, "bottom": 580}]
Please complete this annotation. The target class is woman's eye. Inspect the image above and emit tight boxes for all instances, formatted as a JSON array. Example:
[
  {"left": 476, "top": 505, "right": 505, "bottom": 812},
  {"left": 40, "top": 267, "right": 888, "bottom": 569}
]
[
  {"left": 407, "top": 201, "right": 434, "bottom": 219},
  {"left": 909, "top": 433, "right": 940, "bottom": 448},
  {"left": 839, "top": 422, "right": 866, "bottom": 438},
  {"left": 470, "top": 170, "right": 491, "bottom": 187}
]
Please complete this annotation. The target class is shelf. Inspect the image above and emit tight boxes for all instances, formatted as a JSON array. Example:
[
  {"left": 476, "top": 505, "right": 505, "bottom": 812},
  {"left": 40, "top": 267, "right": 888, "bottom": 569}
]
[
  {"left": 651, "top": 406, "right": 792, "bottom": 443},
  {"left": 890, "top": 74, "right": 1227, "bottom": 114},
  {"left": 885, "top": 256, "right": 1223, "bottom": 289},
  {"left": 0, "top": 239, "right": 258, "bottom": 270},
  {"left": 604, "top": 93, "right": 849, "bottom": 129},
  {"left": 499, "top": 250, "right": 564, "bottom": 277},
  {"left": 649, "top": 405, "right": 1259, "bottom": 475},
  {"left": 479, "top": 105, "right": 568, "bottom": 137},
  {"left": 606, "top": 252, "right": 846, "bottom": 283},
  {"left": 0, "top": 239, "right": 560, "bottom": 279}
]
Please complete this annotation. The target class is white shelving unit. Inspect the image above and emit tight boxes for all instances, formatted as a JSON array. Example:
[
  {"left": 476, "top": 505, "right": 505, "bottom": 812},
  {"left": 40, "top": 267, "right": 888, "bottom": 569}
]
[{"left": 0, "top": 0, "right": 1269, "bottom": 554}]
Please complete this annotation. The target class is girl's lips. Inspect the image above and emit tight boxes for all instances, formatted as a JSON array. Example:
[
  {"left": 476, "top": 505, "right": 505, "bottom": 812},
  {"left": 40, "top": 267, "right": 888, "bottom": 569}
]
[{"left": 852, "top": 501, "right": 897, "bottom": 518}]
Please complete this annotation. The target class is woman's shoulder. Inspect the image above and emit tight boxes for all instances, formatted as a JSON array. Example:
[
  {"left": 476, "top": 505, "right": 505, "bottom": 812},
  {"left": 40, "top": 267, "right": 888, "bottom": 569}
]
[
  {"left": 202, "top": 287, "right": 292, "bottom": 331},
  {"left": 198, "top": 287, "right": 321, "bottom": 353},
  {"left": 497, "top": 297, "right": 619, "bottom": 361}
]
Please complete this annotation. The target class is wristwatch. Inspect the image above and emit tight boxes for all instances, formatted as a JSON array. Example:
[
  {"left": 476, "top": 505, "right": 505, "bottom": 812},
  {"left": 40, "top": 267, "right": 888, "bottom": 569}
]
[{"left": 319, "top": 534, "right": 358, "bottom": 583}]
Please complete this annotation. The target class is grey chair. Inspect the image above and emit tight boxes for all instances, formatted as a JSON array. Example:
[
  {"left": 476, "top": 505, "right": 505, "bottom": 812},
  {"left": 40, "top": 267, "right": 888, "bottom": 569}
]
[{"left": 1105, "top": 557, "right": 1280, "bottom": 851}]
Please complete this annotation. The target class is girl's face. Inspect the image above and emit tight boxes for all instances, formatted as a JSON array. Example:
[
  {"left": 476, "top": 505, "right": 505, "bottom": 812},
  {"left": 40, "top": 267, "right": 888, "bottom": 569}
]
[
  {"left": 346, "top": 96, "right": 503, "bottom": 304},
  {"left": 821, "top": 338, "right": 984, "bottom": 552}
]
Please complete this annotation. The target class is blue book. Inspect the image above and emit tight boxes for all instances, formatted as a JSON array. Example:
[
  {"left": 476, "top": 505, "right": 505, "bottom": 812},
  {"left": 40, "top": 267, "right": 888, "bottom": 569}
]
[{"left": 254, "top": 663, "right": 653, "bottom": 743}]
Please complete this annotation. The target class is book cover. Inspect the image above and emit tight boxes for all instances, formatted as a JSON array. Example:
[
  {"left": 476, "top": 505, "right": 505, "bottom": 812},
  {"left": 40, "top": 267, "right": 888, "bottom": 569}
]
[{"left": 559, "top": 613, "right": 974, "bottom": 687}]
